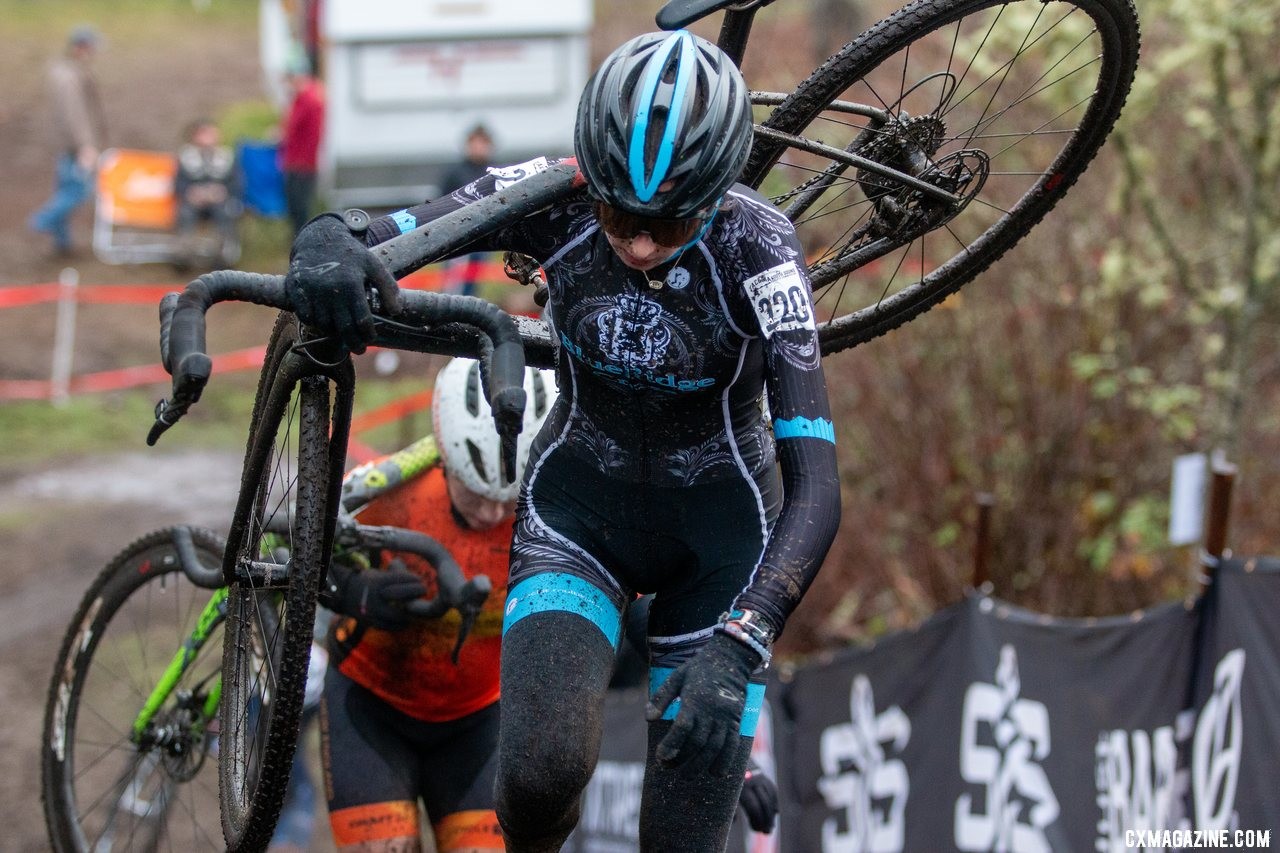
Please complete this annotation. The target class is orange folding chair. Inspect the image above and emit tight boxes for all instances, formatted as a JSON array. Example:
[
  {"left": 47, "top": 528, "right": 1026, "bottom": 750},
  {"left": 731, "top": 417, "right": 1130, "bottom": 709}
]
[{"left": 92, "top": 148, "right": 180, "bottom": 264}]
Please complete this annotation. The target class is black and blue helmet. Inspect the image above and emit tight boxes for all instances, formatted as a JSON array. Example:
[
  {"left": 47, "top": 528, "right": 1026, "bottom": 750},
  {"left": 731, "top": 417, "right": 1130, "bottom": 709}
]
[{"left": 574, "top": 30, "right": 753, "bottom": 219}]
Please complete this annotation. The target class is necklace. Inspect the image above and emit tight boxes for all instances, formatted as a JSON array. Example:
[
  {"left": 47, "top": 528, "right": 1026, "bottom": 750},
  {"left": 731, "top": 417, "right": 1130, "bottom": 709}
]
[{"left": 646, "top": 244, "right": 696, "bottom": 291}]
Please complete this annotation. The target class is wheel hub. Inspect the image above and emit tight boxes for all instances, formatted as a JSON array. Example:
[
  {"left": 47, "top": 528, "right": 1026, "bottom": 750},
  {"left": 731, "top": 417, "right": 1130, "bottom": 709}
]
[{"left": 855, "top": 114, "right": 989, "bottom": 241}]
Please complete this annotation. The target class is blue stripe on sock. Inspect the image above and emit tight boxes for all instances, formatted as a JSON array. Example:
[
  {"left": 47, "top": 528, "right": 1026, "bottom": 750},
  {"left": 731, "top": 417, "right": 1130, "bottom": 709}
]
[{"left": 502, "top": 573, "right": 621, "bottom": 646}]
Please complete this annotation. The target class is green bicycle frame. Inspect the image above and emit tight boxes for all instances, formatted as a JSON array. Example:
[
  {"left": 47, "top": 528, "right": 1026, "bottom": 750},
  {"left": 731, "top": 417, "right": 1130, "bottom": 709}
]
[
  {"left": 130, "top": 586, "right": 228, "bottom": 742},
  {"left": 126, "top": 436, "right": 441, "bottom": 745}
]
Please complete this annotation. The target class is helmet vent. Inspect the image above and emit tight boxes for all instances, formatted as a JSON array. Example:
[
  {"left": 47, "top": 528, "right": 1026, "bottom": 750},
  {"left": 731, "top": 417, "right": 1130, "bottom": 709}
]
[
  {"left": 464, "top": 363, "right": 482, "bottom": 417},
  {"left": 464, "top": 439, "right": 491, "bottom": 484}
]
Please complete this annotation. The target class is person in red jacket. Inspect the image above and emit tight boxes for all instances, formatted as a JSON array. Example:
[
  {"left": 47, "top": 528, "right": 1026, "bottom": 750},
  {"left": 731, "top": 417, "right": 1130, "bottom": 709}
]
[{"left": 280, "top": 63, "right": 325, "bottom": 237}]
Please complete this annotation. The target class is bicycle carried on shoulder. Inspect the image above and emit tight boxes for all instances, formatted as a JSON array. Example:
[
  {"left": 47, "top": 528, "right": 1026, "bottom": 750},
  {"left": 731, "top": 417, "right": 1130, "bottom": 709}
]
[
  {"left": 40, "top": 438, "right": 490, "bottom": 852},
  {"left": 46, "top": 0, "right": 1139, "bottom": 846}
]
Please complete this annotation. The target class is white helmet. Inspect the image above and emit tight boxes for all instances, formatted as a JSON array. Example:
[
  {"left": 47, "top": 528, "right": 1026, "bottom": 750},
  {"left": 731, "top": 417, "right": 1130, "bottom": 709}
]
[{"left": 432, "top": 357, "right": 558, "bottom": 502}]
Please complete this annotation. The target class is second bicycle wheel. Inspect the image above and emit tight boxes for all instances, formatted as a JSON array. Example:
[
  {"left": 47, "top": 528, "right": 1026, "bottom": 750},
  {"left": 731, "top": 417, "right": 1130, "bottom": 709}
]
[
  {"left": 746, "top": 0, "right": 1140, "bottom": 351},
  {"left": 218, "top": 312, "right": 344, "bottom": 851},
  {"left": 42, "top": 527, "right": 228, "bottom": 852}
]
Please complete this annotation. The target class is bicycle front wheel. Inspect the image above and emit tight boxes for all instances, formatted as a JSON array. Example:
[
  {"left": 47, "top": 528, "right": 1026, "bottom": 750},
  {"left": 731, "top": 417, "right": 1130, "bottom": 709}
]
[
  {"left": 747, "top": 0, "right": 1139, "bottom": 352},
  {"left": 42, "top": 527, "right": 228, "bottom": 852},
  {"left": 218, "top": 313, "right": 339, "bottom": 851}
]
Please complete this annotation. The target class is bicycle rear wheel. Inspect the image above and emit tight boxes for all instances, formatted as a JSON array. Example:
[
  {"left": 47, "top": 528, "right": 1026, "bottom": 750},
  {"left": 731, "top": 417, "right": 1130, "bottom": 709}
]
[
  {"left": 218, "top": 313, "right": 343, "bottom": 851},
  {"left": 746, "top": 0, "right": 1139, "bottom": 352},
  {"left": 42, "top": 527, "right": 227, "bottom": 852}
]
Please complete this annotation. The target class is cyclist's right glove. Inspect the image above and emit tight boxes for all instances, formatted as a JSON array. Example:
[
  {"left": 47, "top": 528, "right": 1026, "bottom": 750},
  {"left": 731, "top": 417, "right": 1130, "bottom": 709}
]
[
  {"left": 284, "top": 213, "right": 400, "bottom": 354},
  {"left": 322, "top": 558, "right": 426, "bottom": 632}
]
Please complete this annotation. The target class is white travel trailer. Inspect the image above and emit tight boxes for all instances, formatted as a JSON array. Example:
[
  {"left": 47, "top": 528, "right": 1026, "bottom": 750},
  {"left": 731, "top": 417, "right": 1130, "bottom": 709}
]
[{"left": 319, "top": 0, "right": 593, "bottom": 209}]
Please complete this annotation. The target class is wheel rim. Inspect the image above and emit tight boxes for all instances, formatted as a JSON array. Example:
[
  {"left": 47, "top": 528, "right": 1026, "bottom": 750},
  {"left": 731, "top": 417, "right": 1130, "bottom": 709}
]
[
  {"left": 219, "top": 332, "right": 329, "bottom": 849},
  {"left": 51, "top": 538, "right": 225, "bottom": 851},
  {"left": 220, "top": 378, "right": 305, "bottom": 837}
]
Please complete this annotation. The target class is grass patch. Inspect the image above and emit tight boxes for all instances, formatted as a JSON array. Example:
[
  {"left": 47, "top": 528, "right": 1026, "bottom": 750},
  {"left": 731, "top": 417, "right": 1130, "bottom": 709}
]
[{"left": 0, "top": 373, "right": 440, "bottom": 468}]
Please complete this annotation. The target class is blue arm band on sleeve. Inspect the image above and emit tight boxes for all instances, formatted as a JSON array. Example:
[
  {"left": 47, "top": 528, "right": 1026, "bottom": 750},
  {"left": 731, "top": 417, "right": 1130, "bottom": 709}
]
[
  {"left": 773, "top": 415, "right": 836, "bottom": 443},
  {"left": 390, "top": 210, "right": 417, "bottom": 234}
]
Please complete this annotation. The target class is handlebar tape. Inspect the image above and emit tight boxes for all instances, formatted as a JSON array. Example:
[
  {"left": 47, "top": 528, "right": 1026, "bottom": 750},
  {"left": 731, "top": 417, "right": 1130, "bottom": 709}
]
[
  {"left": 160, "top": 271, "right": 289, "bottom": 393},
  {"left": 372, "top": 527, "right": 473, "bottom": 619}
]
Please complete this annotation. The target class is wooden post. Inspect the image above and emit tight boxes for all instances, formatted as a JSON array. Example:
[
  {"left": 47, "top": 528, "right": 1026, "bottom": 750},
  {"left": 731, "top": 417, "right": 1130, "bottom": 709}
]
[
  {"left": 972, "top": 492, "right": 995, "bottom": 589},
  {"left": 1199, "top": 461, "right": 1237, "bottom": 585},
  {"left": 50, "top": 267, "right": 80, "bottom": 406}
]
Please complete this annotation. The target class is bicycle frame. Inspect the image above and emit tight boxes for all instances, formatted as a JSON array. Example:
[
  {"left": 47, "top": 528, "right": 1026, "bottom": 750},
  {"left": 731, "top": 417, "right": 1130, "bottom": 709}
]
[
  {"left": 125, "top": 436, "right": 446, "bottom": 752},
  {"left": 130, "top": 587, "right": 227, "bottom": 745}
]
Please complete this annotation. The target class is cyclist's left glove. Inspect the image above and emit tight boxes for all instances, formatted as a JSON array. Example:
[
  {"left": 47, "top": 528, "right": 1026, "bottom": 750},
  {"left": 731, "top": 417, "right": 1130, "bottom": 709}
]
[
  {"left": 646, "top": 631, "right": 762, "bottom": 777},
  {"left": 284, "top": 213, "right": 400, "bottom": 354}
]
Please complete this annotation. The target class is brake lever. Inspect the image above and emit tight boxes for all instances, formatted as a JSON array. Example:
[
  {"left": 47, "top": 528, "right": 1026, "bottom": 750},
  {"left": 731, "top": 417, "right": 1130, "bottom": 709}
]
[
  {"left": 147, "top": 396, "right": 189, "bottom": 445},
  {"left": 450, "top": 575, "right": 492, "bottom": 665}
]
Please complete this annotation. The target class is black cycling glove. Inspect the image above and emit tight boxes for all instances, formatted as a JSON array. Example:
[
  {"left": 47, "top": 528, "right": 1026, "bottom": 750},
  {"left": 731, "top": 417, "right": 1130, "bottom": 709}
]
[
  {"left": 284, "top": 213, "right": 400, "bottom": 353},
  {"left": 646, "top": 631, "right": 763, "bottom": 777},
  {"left": 739, "top": 764, "right": 779, "bottom": 833},
  {"left": 323, "top": 558, "right": 426, "bottom": 632}
]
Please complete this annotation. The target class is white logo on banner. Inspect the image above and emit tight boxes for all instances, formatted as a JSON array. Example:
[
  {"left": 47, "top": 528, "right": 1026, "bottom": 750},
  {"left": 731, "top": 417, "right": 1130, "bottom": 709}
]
[
  {"left": 955, "top": 645, "right": 1060, "bottom": 853},
  {"left": 1193, "top": 648, "right": 1245, "bottom": 831},
  {"left": 1093, "top": 648, "right": 1245, "bottom": 850},
  {"left": 817, "top": 675, "right": 911, "bottom": 853}
]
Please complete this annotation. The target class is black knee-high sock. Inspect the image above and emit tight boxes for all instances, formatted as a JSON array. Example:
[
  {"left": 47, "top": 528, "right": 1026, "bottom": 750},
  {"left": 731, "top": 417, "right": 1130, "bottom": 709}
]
[
  {"left": 495, "top": 610, "right": 617, "bottom": 852},
  {"left": 639, "top": 720, "right": 753, "bottom": 852}
]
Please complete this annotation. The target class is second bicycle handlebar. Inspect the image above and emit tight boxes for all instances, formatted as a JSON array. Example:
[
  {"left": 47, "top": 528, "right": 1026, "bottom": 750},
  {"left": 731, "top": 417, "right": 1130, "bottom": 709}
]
[{"left": 344, "top": 523, "right": 492, "bottom": 663}]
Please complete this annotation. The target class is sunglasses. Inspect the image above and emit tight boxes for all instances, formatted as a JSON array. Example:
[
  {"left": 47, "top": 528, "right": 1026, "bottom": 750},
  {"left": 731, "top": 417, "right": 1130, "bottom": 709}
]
[{"left": 593, "top": 201, "right": 711, "bottom": 247}]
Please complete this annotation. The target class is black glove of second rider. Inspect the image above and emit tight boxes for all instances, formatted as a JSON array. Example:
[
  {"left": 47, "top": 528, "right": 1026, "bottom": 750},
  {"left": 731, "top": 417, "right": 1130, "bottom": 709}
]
[
  {"left": 739, "top": 764, "right": 780, "bottom": 833},
  {"left": 284, "top": 213, "right": 400, "bottom": 353},
  {"left": 323, "top": 558, "right": 427, "bottom": 632},
  {"left": 646, "top": 631, "right": 763, "bottom": 777}
]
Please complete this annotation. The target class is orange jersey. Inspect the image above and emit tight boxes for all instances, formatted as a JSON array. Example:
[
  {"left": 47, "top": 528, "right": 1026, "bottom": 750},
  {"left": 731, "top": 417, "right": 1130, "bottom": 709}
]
[{"left": 330, "top": 465, "right": 511, "bottom": 722}]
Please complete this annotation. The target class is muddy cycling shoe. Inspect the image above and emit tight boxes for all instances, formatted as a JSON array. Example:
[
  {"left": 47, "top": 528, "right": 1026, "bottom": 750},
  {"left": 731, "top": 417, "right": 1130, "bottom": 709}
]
[
  {"left": 647, "top": 631, "right": 762, "bottom": 777},
  {"left": 323, "top": 558, "right": 426, "bottom": 632},
  {"left": 285, "top": 212, "right": 400, "bottom": 354}
]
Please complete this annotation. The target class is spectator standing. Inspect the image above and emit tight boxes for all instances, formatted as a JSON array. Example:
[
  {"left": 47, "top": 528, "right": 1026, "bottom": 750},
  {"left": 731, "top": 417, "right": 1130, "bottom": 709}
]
[
  {"left": 280, "top": 63, "right": 325, "bottom": 237},
  {"left": 439, "top": 125, "right": 496, "bottom": 296},
  {"left": 174, "top": 118, "right": 241, "bottom": 265},
  {"left": 29, "top": 25, "right": 107, "bottom": 256},
  {"left": 439, "top": 124, "right": 494, "bottom": 198}
]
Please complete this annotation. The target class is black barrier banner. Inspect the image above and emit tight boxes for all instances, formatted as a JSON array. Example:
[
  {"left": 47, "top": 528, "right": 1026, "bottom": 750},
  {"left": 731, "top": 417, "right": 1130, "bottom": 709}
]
[
  {"left": 781, "top": 557, "right": 1280, "bottom": 852},
  {"left": 556, "top": 559, "right": 1277, "bottom": 851}
]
